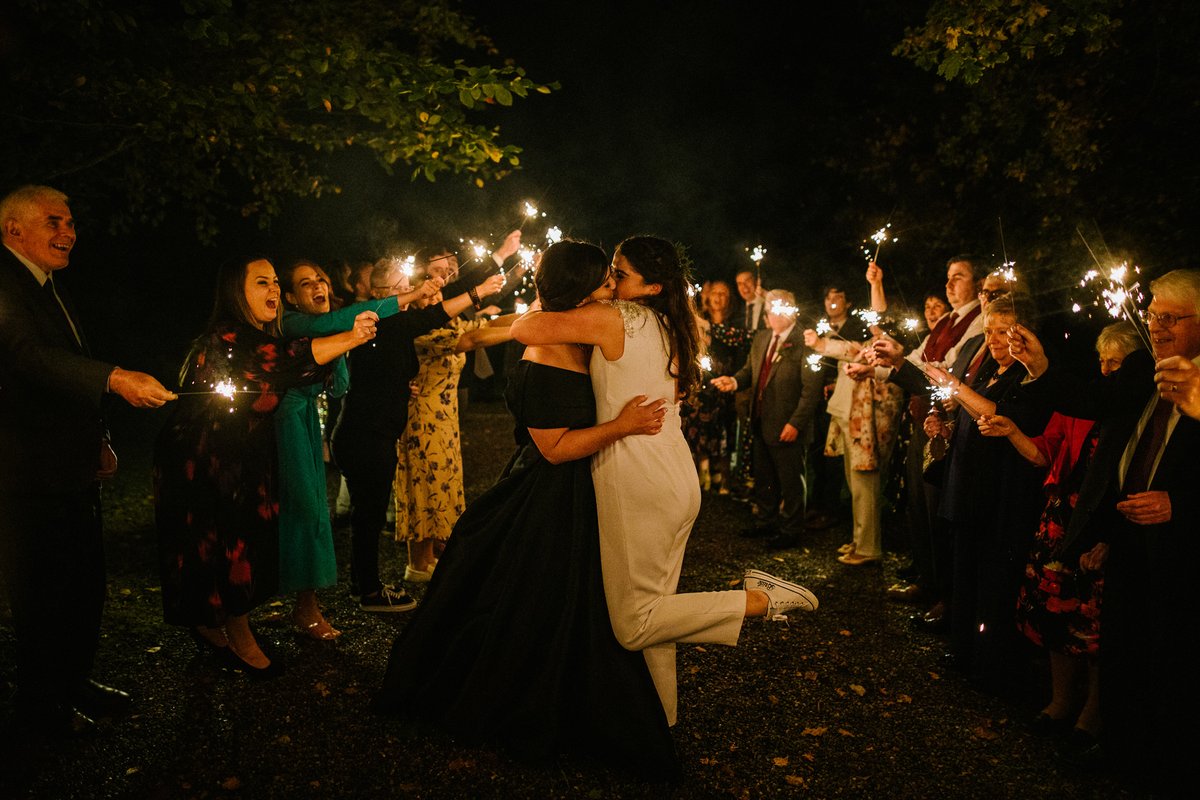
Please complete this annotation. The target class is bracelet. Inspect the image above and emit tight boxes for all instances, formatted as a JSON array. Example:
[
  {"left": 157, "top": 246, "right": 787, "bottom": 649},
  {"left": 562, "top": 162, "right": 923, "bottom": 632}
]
[{"left": 467, "top": 286, "right": 482, "bottom": 309}]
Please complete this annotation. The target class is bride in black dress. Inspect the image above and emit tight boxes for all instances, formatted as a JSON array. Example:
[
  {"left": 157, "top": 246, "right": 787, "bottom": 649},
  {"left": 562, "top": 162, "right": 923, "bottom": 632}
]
[{"left": 373, "top": 240, "right": 679, "bottom": 778}]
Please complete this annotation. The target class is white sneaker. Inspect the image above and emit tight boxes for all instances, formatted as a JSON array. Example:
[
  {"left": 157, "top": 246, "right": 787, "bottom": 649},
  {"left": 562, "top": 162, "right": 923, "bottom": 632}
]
[{"left": 743, "top": 569, "right": 819, "bottom": 617}]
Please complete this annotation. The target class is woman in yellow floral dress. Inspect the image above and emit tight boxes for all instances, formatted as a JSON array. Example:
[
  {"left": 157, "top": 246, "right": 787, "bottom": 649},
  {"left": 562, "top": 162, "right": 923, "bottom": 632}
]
[{"left": 394, "top": 296, "right": 517, "bottom": 582}]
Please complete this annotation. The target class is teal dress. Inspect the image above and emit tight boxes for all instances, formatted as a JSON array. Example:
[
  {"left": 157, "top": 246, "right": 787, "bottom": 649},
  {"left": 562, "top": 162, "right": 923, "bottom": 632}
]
[{"left": 276, "top": 297, "right": 400, "bottom": 593}]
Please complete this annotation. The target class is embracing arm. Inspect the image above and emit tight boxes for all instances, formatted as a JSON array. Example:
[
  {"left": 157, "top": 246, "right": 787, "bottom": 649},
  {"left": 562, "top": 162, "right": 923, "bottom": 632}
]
[
  {"left": 511, "top": 302, "right": 625, "bottom": 356},
  {"left": 528, "top": 395, "right": 667, "bottom": 465}
]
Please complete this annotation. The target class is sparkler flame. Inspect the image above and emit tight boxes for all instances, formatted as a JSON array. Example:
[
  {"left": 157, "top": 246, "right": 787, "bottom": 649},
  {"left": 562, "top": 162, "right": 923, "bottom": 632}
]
[
  {"left": 214, "top": 380, "right": 237, "bottom": 400},
  {"left": 522, "top": 201, "right": 539, "bottom": 218},
  {"left": 815, "top": 319, "right": 832, "bottom": 336},
  {"left": 929, "top": 384, "right": 955, "bottom": 403},
  {"left": 903, "top": 317, "right": 919, "bottom": 331},
  {"left": 699, "top": 355, "right": 713, "bottom": 372},
  {"left": 546, "top": 226, "right": 563, "bottom": 245},
  {"left": 749, "top": 245, "right": 766, "bottom": 264},
  {"left": 515, "top": 300, "right": 529, "bottom": 315},
  {"left": 854, "top": 308, "right": 880, "bottom": 327},
  {"left": 806, "top": 353, "right": 823, "bottom": 372},
  {"left": 769, "top": 299, "right": 798, "bottom": 317}
]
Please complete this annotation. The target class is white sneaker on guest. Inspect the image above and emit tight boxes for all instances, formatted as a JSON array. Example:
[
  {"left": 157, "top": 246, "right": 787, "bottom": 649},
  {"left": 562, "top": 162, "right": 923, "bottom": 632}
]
[{"left": 743, "top": 569, "right": 819, "bottom": 617}]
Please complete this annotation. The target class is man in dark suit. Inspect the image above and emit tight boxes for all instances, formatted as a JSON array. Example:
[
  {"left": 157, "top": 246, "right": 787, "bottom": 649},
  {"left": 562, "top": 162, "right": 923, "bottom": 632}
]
[
  {"left": 0, "top": 185, "right": 176, "bottom": 736},
  {"left": 1013, "top": 269, "right": 1200, "bottom": 789},
  {"left": 712, "top": 289, "right": 823, "bottom": 550}
]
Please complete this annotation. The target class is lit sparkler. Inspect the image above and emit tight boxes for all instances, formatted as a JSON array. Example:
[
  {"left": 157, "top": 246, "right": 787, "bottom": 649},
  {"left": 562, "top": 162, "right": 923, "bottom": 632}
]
[
  {"left": 815, "top": 319, "right": 832, "bottom": 336},
  {"left": 903, "top": 317, "right": 919, "bottom": 332},
  {"left": 699, "top": 354, "right": 713, "bottom": 372},
  {"left": 545, "top": 226, "right": 563, "bottom": 245},
  {"left": 176, "top": 378, "right": 240, "bottom": 401},
  {"left": 862, "top": 223, "right": 898, "bottom": 262},
  {"left": 854, "top": 308, "right": 881, "bottom": 327},
  {"left": 515, "top": 299, "right": 530, "bottom": 315},
  {"left": 1073, "top": 250, "right": 1153, "bottom": 352},
  {"left": 769, "top": 299, "right": 798, "bottom": 317},
  {"left": 806, "top": 353, "right": 824, "bottom": 372}
]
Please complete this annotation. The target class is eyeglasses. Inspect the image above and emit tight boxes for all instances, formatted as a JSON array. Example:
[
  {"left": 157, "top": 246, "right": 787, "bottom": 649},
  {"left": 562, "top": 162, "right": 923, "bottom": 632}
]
[
  {"left": 1142, "top": 311, "right": 1197, "bottom": 329},
  {"left": 978, "top": 289, "right": 1008, "bottom": 302}
]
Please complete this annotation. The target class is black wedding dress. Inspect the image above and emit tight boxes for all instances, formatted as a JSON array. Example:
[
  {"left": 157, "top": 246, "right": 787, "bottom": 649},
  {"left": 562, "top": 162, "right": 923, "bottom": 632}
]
[{"left": 374, "top": 360, "right": 678, "bottom": 779}]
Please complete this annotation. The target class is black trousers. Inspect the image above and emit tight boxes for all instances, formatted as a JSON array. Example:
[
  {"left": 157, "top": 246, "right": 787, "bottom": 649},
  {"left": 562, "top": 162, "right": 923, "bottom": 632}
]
[
  {"left": 750, "top": 419, "right": 807, "bottom": 536},
  {"left": 331, "top": 432, "right": 397, "bottom": 596},
  {"left": 0, "top": 485, "right": 105, "bottom": 708}
]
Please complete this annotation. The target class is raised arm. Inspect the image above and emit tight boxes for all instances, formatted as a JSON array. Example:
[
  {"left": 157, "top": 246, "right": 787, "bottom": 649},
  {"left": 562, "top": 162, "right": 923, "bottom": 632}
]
[
  {"left": 527, "top": 395, "right": 666, "bottom": 465},
  {"left": 866, "top": 261, "right": 888, "bottom": 313}
]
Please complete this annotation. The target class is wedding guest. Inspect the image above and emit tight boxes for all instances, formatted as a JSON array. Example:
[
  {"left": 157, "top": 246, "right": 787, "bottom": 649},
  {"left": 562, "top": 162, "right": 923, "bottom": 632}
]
[
  {"left": 1, "top": 184, "right": 176, "bottom": 736},
  {"left": 394, "top": 270, "right": 518, "bottom": 582}
]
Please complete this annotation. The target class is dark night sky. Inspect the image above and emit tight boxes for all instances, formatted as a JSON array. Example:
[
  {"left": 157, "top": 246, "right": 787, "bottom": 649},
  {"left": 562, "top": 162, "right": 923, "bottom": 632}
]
[{"left": 73, "top": 1, "right": 1108, "bottom": 374}]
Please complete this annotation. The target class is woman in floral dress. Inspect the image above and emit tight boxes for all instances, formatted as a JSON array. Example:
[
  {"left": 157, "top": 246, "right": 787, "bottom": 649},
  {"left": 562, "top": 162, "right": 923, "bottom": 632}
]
[{"left": 394, "top": 291, "right": 517, "bottom": 582}]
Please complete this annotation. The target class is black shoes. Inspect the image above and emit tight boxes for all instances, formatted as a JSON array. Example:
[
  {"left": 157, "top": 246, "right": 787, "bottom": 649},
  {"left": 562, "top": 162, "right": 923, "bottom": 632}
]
[
  {"left": 222, "top": 646, "right": 285, "bottom": 680},
  {"left": 909, "top": 602, "right": 949, "bottom": 634},
  {"left": 70, "top": 679, "right": 132, "bottom": 718}
]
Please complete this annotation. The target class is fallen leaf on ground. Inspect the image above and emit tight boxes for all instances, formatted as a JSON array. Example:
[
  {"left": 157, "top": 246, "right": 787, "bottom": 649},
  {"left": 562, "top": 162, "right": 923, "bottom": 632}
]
[
  {"left": 785, "top": 775, "right": 807, "bottom": 786},
  {"left": 145, "top": 646, "right": 161, "bottom": 654},
  {"left": 803, "top": 671, "right": 818, "bottom": 681},
  {"left": 897, "top": 693, "right": 912, "bottom": 703},
  {"left": 838, "top": 729, "right": 855, "bottom": 737},
  {"left": 772, "top": 756, "right": 789, "bottom": 767},
  {"left": 849, "top": 684, "right": 866, "bottom": 696},
  {"left": 802, "top": 727, "right": 827, "bottom": 736},
  {"left": 221, "top": 777, "right": 241, "bottom": 791},
  {"left": 839, "top": 629, "right": 852, "bottom": 637}
]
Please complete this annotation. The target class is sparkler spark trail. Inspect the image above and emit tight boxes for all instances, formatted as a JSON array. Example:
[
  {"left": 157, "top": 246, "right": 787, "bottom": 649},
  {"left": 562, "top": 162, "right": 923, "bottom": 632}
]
[
  {"left": 769, "top": 299, "right": 798, "bottom": 317},
  {"left": 903, "top": 317, "right": 919, "bottom": 332},
  {"left": 854, "top": 308, "right": 881, "bottom": 327},
  {"left": 699, "top": 355, "right": 713, "bottom": 372},
  {"left": 1073, "top": 227, "right": 1154, "bottom": 352},
  {"left": 862, "top": 223, "right": 898, "bottom": 262},
  {"left": 806, "top": 353, "right": 823, "bottom": 372},
  {"left": 176, "top": 379, "right": 240, "bottom": 400}
]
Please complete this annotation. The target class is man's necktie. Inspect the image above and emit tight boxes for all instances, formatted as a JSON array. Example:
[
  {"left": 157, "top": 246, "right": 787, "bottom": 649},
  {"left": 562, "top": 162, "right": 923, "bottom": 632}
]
[
  {"left": 45, "top": 275, "right": 82, "bottom": 347},
  {"left": 1123, "top": 398, "right": 1173, "bottom": 495},
  {"left": 962, "top": 343, "right": 988, "bottom": 387},
  {"left": 754, "top": 334, "right": 780, "bottom": 415}
]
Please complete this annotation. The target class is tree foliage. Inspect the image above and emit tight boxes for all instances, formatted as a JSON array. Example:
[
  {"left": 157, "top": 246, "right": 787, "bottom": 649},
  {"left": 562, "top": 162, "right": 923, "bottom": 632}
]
[{"left": 0, "top": 0, "right": 555, "bottom": 241}]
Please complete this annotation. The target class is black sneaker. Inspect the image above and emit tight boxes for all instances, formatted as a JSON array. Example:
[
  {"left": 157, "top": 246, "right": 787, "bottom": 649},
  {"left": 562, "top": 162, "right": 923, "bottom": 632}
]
[
  {"left": 350, "top": 581, "right": 395, "bottom": 602},
  {"left": 359, "top": 586, "right": 417, "bottom": 613}
]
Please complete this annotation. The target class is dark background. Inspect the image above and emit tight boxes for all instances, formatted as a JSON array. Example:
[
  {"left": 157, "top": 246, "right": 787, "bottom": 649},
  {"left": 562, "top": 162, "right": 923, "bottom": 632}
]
[{"left": 44, "top": 0, "right": 1194, "bottom": 383}]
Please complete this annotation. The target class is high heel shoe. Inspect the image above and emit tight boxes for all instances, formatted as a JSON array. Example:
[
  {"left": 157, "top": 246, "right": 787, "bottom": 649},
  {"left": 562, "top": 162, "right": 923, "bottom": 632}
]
[
  {"left": 189, "top": 627, "right": 228, "bottom": 655},
  {"left": 222, "top": 645, "right": 285, "bottom": 680}
]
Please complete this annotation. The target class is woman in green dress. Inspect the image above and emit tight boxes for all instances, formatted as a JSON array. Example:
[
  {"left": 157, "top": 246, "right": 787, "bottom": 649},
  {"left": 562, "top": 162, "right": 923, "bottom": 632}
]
[{"left": 277, "top": 260, "right": 438, "bottom": 639}]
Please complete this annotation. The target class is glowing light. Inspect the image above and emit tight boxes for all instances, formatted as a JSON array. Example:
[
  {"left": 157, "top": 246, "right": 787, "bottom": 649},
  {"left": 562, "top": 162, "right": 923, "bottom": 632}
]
[
  {"left": 699, "top": 355, "right": 713, "bottom": 372},
  {"left": 862, "top": 223, "right": 898, "bottom": 261},
  {"left": 214, "top": 380, "right": 237, "bottom": 400},
  {"left": 470, "top": 241, "right": 488, "bottom": 261},
  {"left": 1072, "top": 302, "right": 1082, "bottom": 313},
  {"left": 806, "top": 353, "right": 823, "bottom": 372},
  {"left": 515, "top": 300, "right": 529, "bottom": 315},
  {"left": 769, "top": 299, "right": 798, "bottom": 317},
  {"left": 904, "top": 317, "right": 919, "bottom": 331},
  {"left": 930, "top": 384, "right": 955, "bottom": 403},
  {"left": 854, "top": 308, "right": 880, "bottom": 327},
  {"left": 815, "top": 319, "right": 832, "bottom": 336},
  {"left": 392, "top": 254, "right": 415, "bottom": 278},
  {"left": 518, "top": 247, "right": 536, "bottom": 267},
  {"left": 546, "top": 226, "right": 563, "bottom": 245},
  {"left": 522, "top": 201, "right": 539, "bottom": 218},
  {"left": 994, "top": 262, "right": 1017, "bottom": 284},
  {"left": 749, "top": 244, "right": 766, "bottom": 264}
]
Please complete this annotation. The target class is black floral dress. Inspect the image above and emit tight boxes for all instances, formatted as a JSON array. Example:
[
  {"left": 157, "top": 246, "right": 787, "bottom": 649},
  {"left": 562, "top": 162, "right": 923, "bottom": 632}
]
[
  {"left": 1014, "top": 413, "right": 1103, "bottom": 657},
  {"left": 154, "top": 322, "right": 329, "bottom": 627},
  {"left": 684, "top": 321, "right": 751, "bottom": 460}
]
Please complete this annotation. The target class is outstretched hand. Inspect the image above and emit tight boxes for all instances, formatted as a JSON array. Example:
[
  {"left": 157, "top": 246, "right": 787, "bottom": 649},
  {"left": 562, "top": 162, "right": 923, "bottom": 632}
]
[
  {"left": 108, "top": 367, "right": 177, "bottom": 408},
  {"left": 477, "top": 273, "right": 506, "bottom": 298},
  {"left": 977, "top": 413, "right": 1015, "bottom": 437},
  {"left": 351, "top": 311, "right": 379, "bottom": 344},
  {"left": 493, "top": 229, "right": 522, "bottom": 262},
  {"left": 710, "top": 375, "right": 736, "bottom": 392}
]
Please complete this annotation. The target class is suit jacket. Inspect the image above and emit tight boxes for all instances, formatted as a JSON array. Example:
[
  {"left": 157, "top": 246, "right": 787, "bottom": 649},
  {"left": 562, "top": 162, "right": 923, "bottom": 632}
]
[
  {"left": 731, "top": 328, "right": 823, "bottom": 444},
  {"left": 0, "top": 248, "right": 113, "bottom": 494}
]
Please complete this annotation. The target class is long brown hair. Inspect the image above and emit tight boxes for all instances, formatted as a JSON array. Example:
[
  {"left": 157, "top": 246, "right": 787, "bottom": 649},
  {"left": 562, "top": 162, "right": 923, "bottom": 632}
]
[{"left": 615, "top": 236, "right": 701, "bottom": 395}]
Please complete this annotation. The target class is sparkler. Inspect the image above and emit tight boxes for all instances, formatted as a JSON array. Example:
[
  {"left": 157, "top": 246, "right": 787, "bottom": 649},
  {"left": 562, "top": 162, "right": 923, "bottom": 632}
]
[
  {"left": 699, "top": 354, "right": 714, "bottom": 373},
  {"left": 903, "top": 317, "right": 919, "bottom": 332},
  {"left": 176, "top": 379, "right": 240, "bottom": 410},
  {"left": 861, "top": 223, "right": 898, "bottom": 262},
  {"left": 769, "top": 298, "right": 798, "bottom": 317},
  {"left": 1072, "top": 227, "right": 1154, "bottom": 352},
  {"left": 853, "top": 308, "right": 881, "bottom": 328}
]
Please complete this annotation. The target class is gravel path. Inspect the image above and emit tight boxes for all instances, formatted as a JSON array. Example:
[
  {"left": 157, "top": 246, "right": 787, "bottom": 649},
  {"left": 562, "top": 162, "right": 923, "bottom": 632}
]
[{"left": 1, "top": 399, "right": 1147, "bottom": 799}]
